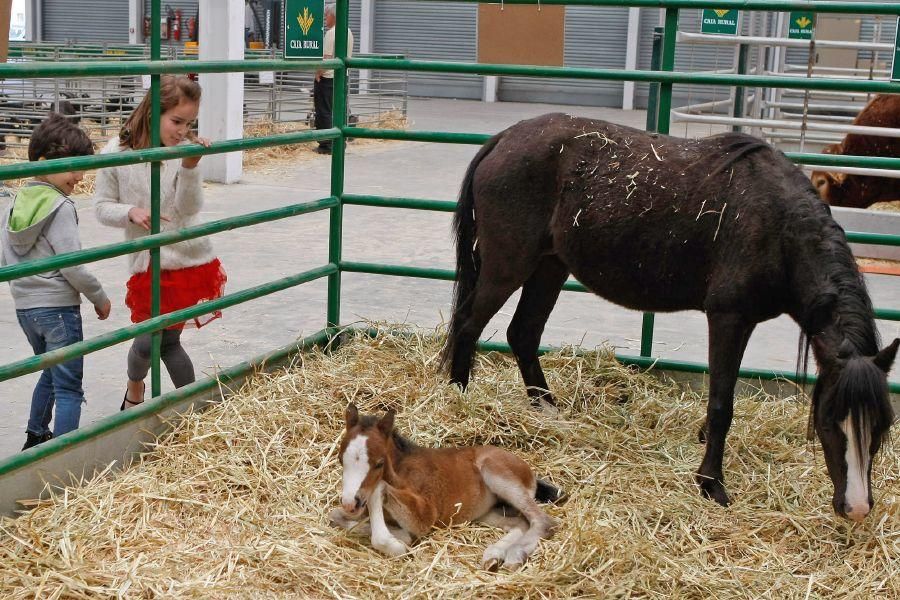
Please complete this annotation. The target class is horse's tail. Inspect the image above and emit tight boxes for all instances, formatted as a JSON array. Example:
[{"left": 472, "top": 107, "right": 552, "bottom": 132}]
[
  {"left": 440, "top": 133, "right": 503, "bottom": 371},
  {"left": 535, "top": 478, "right": 568, "bottom": 505}
]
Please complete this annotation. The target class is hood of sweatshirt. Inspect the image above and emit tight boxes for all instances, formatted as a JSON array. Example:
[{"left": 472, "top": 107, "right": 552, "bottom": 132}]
[{"left": 4, "top": 182, "right": 67, "bottom": 256}]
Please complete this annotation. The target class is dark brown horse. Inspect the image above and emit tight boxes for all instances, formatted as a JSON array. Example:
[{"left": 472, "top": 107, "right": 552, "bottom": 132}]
[{"left": 442, "top": 113, "right": 897, "bottom": 520}]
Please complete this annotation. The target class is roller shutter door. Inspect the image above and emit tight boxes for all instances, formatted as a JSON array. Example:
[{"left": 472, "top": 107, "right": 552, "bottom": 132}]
[
  {"left": 43, "top": 0, "right": 129, "bottom": 43},
  {"left": 373, "top": 0, "right": 480, "bottom": 99}
]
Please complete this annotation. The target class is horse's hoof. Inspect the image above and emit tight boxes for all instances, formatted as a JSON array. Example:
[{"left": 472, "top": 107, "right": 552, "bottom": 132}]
[
  {"left": 483, "top": 558, "right": 502, "bottom": 572},
  {"left": 503, "top": 546, "right": 528, "bottom": 569},
  {"left": 698, "top": 477, "right": 731, "bottom": 507},
  {"left": 374, "top": 536, "right": 408, "bottom": 557},
  {"left": 529, "top": 398, "right": 559, "bottom": 417}
]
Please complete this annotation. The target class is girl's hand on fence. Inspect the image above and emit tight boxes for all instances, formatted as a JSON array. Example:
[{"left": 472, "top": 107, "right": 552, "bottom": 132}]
[
  {"left": 182, "top": 137, "right": 211, "bottom": 169},
  {"left": 95, "top": 299, "right": 111, "bottom": 320},
  {"left": 128, "top": 207, "right": 171, "bottom": 230}
]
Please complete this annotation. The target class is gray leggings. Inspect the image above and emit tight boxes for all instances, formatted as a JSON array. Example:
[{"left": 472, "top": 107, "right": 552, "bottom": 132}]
[{"left": 127, "top": 329, "right": 195, "bottom": 387}]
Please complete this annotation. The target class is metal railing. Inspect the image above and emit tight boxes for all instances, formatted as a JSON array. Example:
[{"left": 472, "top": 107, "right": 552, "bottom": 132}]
[{"left": 0, "top": 0, "right": 898, "bottom": 490}]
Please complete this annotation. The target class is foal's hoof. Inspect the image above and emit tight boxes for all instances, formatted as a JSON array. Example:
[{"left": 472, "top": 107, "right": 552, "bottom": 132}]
[
  {"left": 698, "top": 476, "right": 731, "bottom": 507},
  {"left": 483, "top": 558, "right": 502, "bottom": 573}
]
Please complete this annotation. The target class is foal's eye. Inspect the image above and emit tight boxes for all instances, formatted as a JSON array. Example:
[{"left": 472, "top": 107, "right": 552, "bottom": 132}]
[{"left": 374, "top": 460, "right": 384, "bottom": 469}]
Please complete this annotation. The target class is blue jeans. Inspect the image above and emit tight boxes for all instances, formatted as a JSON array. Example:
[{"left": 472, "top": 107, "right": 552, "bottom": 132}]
[{"left": 16, "top": 306, "right": 84, "bottom": 438}]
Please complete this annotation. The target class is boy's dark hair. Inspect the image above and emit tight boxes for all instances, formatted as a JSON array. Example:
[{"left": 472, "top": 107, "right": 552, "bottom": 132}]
[{"left": 28, "top": 112, "right": 95, "bottom": 162}]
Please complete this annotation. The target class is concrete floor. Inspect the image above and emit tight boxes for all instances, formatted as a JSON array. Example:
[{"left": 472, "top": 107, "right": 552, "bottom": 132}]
[{"left": 1, "top": 97, "right": 897, "bottom": 458}]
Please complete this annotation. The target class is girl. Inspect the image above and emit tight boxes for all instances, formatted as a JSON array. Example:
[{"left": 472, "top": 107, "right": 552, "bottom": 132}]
[{"left": 94, "top": 75, "right": 226, "bottom": 410}]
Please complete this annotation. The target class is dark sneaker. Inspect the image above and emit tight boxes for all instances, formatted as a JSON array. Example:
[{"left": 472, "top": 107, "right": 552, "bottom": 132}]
[{"left": 22, "top": 432, "right": 52, "bottom": 451}]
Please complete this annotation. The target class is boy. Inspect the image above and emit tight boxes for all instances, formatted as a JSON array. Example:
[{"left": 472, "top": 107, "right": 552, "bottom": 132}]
[{"left": 1, "top": 112, "right": 111, "bottom": 451}]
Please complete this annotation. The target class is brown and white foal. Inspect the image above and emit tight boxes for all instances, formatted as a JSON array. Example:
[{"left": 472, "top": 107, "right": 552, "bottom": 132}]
[{"left": 330, "top": 404, "right": 563, "bottom": 570}]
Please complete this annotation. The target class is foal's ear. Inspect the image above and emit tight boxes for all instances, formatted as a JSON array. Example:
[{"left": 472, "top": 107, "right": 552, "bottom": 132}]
[
  {"left": 874, "top": 338, "right": 899, "bottom": 374},
  {"left": 345, "top": 403, "right": 359, "bottom": 428},
  {"left": 377, "top": 409, "right": 395, "bottom": 436}
]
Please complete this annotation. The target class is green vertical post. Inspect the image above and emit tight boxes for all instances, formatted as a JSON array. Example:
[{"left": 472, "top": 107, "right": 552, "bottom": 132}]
[
  {"left": 656, "top": 8, "right": 679, "bottom": 134},
  {"left": 642, "top": 8, "right": 679, "bottom": 358},
  {"left": 732, "top": 43, "right": 748, "bottom": 132},
  {"left": 327, "top": 0, "right": 349, "bottom": 331},
  {"left": 150, "top": 0, "right": 162, "bottom": 396},
  {"left": 645, "top": 26, "right": 663, "bottom": 133},
  {"left": 640, "top": 25, "right": 666, "bottom": 358}
]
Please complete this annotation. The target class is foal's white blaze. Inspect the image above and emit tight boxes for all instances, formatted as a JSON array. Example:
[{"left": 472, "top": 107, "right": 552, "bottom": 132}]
[
  {"left": 840, "top": 415, "right": 871, "bottom": 521},
  {"left": 341, "top": 435, "right": 370, "bottom": 509}
]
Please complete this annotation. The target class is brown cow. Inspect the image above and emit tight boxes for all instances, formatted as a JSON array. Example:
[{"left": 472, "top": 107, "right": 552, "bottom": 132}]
[{"left": 810, "top": 94, "right": 900, "bottom": 209}]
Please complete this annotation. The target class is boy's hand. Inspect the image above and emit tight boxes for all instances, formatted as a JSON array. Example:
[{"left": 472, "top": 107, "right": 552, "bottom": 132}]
[
  {"left": 128, "top": 207, "right": 171, "bottom": 230},
  {"left": 95, "top": 299, "right": 111, "bottom": 320},
  {"left": 182, "top": 137, "right": 211, "bottom": 169}
]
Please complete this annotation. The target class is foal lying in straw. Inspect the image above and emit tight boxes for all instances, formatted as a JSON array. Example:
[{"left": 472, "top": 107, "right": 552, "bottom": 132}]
[{"left": 329, "top": 404, "right": 565, "bottom": 570}]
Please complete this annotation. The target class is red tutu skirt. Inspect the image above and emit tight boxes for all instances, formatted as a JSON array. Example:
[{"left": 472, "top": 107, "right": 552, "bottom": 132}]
[{"left": 126, "top": 258, "right": 227, "bottom": 330}]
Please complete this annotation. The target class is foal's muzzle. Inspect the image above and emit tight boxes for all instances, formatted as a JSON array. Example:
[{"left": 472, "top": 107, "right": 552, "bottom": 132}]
[{"left": 342, "top": 493, "right": 366, "bottom": 516}]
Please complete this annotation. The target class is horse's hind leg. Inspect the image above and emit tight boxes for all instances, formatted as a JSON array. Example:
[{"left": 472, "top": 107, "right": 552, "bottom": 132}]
[
  {"left": 477, "top": 509, "right": 529, "bottom": 572},
  {"left": 479, "top": 453, "right": 558, "bottom": 569},
  {"left": 449, "top": 268, "right": 531, "bottom": 391},
  {"left": 507, "top": 255, "right": 569, "bottom": 408},
  {"left": 697, "top": 313, "right": 755, "bottom": 506}
]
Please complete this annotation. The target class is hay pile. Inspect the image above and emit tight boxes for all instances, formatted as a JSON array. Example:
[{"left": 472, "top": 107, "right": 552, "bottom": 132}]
[{"left": 0, "top": 328, "right": 897, "bottom": 598}]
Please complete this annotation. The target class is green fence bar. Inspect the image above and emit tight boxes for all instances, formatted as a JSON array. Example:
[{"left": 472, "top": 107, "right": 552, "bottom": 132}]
[
  {"left": 0, "top": 59, "right": 345, "bottom": 79},
  {"left": 341, "top": 260, "right": 900, "bottom": 324},
  {"left": 0, "top": 264, "right": 337, "bottom": 383},
  {"left": 150, "top": 0, "right": 162, "bottom": 399},
  {"left": 0, "top": 198, "right": 338, "bottom": 282},
  {"left": 343, "top": 194, "right": 457, "bottom": 212},
  {"left": 346, "top": 59, "right": 900, "bottom": 94},
  {"left": 0, "top": 328, "right": 333, "bottom": 477},
  {"left": 328, "top": 0, "right": 351, "bottom": 331},
  {"left": 0, "top": 129, "right": 340, "bottom": 181}
]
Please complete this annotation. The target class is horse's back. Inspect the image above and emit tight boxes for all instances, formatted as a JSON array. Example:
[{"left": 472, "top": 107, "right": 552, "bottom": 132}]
[{"left": 473, "top": 113, "right": 811, "bottom": 316}]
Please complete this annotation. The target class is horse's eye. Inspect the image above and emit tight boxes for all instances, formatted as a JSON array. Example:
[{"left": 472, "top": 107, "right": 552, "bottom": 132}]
[{"left": 375, "top": 460, "right": 384, "bottom": 468}]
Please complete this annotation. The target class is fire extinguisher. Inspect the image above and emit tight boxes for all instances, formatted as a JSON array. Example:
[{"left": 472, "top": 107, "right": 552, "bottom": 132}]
[
  {"left": 187, "top": 17, "right": 197, "bottom": 42},
  {"left": 173, "top": 9, "right": 182, "bottom": 42}
]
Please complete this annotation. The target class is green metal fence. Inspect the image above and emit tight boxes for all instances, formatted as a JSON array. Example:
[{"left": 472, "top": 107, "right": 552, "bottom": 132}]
[{"left": 1, "top": 0, "right": 898, "bottom": 484}]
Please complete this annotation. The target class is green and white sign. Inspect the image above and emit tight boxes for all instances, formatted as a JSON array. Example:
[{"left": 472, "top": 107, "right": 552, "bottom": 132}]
[
  {"left": 283, "top": 0, "right": 325, "bottom": 59},
  {"left": 892, "top": 17, "right": 900, "bottom": 81},
  {"left": 788, "top": 12, "right": 815, "bottom": 40},
  {"left": 700, "top": 9, "right": 740, "bottom": 35}
]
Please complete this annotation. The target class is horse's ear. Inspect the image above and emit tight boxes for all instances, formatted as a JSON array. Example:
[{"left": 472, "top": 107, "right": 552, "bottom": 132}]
[
  {"left": 345, "top": 403, "right": 359, "bottom": 429},
  {"left": 377, "top": 409, "right": 395, "bottom": 436},
  {"left": 873, "top": 338, "right": 899, "bottom": 374}
]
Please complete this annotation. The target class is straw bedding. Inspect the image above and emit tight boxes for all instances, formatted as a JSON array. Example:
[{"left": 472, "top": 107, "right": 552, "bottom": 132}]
[{"left": 0, "top": 328, "right": 898, "bottom": 599}]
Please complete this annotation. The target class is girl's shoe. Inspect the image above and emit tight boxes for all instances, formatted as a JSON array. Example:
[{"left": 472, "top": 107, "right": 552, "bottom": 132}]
[
  {"left": 121, "top": 382, "right": 146, "bottom": 411},
  {"left": 22, "top": 432, "right": 52, "bottom": 451}
]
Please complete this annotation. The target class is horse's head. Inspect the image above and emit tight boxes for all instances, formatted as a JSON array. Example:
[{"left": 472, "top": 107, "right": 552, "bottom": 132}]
[
  {"left": 337, "top": 403, "right": 395, "bottom": 518},
  {"left": 811, "top": 337, "right": 898, "bottom": 522}
]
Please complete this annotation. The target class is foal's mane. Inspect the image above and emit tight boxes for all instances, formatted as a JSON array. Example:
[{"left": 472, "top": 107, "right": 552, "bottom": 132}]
[{"left": 358, "top": 415, "right": 418, "bottom": 455}]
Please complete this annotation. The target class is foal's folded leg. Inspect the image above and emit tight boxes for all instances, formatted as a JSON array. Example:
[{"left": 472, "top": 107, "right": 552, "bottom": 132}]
[
  {"left": 368, "top": 482, "right": 409, "bottom": 557},
  {"left": 382, "top": 482, "right": 437, "bottom": 539},
  {"left": 477, "top": 508, "right": 529, "bottom": 571}
]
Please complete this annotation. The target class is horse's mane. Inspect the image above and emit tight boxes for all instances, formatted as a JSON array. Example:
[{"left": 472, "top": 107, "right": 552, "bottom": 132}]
[
  {"left": 359, "top": 415, "right": 418, "bottom": 455},
  {"left": 812, "top": 358, "right": 895, "bottom": 456}
]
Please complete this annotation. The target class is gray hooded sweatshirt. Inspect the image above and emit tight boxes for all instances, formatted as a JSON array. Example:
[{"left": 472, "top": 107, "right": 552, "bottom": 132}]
[{"left": 1, "top": 182, "right": 108, "bottom": 310}]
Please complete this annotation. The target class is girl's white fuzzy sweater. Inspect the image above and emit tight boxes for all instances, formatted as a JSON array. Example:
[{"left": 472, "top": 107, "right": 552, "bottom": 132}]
[{"left": 94, "top": 137, "right": 215, "bottom": 275}]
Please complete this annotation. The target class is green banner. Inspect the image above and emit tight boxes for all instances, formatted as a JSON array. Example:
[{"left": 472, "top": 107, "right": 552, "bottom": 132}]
[
  {"left": 788, "top": 12, "right": 815, "bottom": 40},
  {"left": 893, "top": 17, "right": 900, "bottom": 81},
  {"left": 700, "top": 9, "right": 740, "bottom": 36},
  {"left": 283, "top": 0, "right": 325, "bottom": 59}
]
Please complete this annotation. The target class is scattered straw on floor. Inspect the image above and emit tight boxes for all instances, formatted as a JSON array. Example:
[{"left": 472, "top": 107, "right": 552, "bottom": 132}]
[{"left": 0, "top": 328, "right": 898, "bottom": 598}]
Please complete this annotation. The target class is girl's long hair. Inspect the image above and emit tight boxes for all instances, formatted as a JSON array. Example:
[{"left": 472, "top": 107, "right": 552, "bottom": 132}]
[{"left": 119, "top": 75, "right": 201, "bottom": 150}]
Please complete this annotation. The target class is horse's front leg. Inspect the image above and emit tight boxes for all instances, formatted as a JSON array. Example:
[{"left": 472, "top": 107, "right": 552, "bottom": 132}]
[
  {"left": 382, "top": 482, "right": 437, "bottom": 539},
  {"left": 698, "top": 313, "right": 755, "bottom": 506},
  {"left": 368, "top": 481, "right": 409, "bottom": 557}
]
